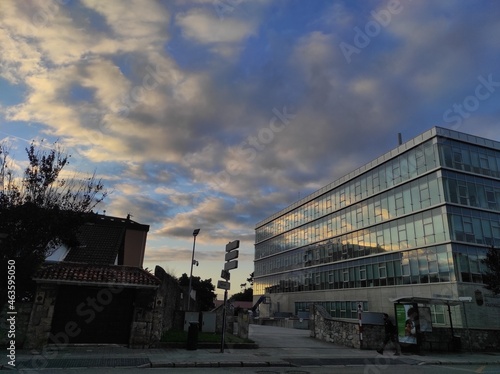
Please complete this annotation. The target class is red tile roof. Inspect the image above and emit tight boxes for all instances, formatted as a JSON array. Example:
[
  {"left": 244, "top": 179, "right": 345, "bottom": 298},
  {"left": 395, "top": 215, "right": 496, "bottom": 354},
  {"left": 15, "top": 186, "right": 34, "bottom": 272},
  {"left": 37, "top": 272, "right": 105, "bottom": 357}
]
[{"left": 34, "top": 262, "right": 160, "bottom": 288}]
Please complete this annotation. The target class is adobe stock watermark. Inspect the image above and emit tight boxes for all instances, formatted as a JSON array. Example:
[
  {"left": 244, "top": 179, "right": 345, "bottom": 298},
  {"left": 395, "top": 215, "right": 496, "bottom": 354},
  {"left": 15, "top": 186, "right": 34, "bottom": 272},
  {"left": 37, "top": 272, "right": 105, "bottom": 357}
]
[
  {"left": 339, "top": 0, "right": 408, "bottom": 64},
  {"left": 443, "top": 74, "right": 500, "bottom": 130}
]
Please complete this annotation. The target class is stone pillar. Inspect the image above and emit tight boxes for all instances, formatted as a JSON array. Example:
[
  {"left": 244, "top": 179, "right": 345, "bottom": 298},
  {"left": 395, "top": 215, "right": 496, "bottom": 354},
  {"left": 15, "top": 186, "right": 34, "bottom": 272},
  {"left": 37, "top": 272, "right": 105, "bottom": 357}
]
[
  {"left": 24, "top": 284, "right": 58, "bottom": 349},
  {"left": 237, "top": 312, "right": 249, "bottom": 339},
  {"left": 129, "top": 289, "right": 162, "bottom": 348}
]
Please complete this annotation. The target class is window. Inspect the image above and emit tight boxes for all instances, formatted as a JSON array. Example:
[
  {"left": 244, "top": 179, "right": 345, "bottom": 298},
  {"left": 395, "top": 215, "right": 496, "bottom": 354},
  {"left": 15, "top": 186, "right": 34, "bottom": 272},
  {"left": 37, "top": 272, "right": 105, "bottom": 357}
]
[
  {"left": 458, "top": 182, "right": 468, "bottom": 205},
  {"left": 431, "top": 305, "right": 446, "bottom": 325},
  {"left": 355, "top": 182, "right": 362, "bottom": 199},
  {"left": 453, "top": 150, "right": 463, "bottom": 167},
  {"left": 326, "top": 196, "right": 332, "bottom": 210},
  {"left": 379, "top": 264, "right": 387, "bottom": 278},
  {"left": 356, "top": 207, "right": 363, "bottom": 226},
  {"left": 359, "top": 266, "right": 366, "bottom": 280},
  {"left": 486, "top": 188, "right": 497, "bottom": 209},
  {"left": 395, "top": 192, "right": 404, "bottom": 215},
  {"left": 480, "top": 155, "right": 489, "bottom": 169},
  {"left": 340, "top": 190, "right": 346, "bottom": 207}
]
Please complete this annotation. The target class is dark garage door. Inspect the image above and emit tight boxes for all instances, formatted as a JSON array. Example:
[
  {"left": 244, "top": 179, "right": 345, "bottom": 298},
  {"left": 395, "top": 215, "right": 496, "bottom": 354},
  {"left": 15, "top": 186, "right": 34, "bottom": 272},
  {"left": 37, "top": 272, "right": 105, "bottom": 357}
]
[{"left": 51, "top": 286, "right": 135, "bottom": 344}]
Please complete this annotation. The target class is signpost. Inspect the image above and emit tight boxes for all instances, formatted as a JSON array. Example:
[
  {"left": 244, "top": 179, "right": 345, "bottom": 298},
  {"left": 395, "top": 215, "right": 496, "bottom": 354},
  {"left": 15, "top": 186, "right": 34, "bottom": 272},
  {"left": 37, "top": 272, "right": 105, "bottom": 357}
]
[
  {"left": 217, "top": 280, "right": 230, "bottom": 290},
  {"left": 220, "top": 240, "right": 239, "bottom": 353}
]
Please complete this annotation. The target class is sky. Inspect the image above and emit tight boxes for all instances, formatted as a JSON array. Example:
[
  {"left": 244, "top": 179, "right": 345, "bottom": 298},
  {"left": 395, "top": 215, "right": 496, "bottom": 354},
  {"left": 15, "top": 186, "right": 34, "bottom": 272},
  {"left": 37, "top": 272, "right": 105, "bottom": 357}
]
[{"left": 1, "top": 0, "right": 500, "bottom": 298}]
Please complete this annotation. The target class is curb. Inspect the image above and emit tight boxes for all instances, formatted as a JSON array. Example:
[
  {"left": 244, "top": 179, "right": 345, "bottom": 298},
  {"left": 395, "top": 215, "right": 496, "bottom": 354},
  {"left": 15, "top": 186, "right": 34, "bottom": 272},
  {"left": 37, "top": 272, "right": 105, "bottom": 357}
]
[
  {"left": 156, "top": 342, "right": 258, "bottom": 350},
  {"left": 150, "top": 361, "right": 293, "bottom": 368},
  {"left": 417, "top": 360, "right": 500, "bottom": 366}
]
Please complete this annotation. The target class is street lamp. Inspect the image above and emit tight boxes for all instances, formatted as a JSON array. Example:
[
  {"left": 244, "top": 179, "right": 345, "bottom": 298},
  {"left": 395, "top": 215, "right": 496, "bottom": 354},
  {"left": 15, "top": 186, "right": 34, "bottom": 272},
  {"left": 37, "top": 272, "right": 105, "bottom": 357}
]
[{"left": 187, "top": 228, "right": 200, "bottom": 311}]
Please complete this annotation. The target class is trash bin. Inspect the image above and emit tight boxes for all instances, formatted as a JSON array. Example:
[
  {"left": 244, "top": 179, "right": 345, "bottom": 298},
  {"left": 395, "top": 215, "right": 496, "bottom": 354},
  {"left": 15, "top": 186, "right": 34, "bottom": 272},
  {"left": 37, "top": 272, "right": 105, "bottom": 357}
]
[{"left": 186, "top": 321, "right": 199, "bottom": 350}]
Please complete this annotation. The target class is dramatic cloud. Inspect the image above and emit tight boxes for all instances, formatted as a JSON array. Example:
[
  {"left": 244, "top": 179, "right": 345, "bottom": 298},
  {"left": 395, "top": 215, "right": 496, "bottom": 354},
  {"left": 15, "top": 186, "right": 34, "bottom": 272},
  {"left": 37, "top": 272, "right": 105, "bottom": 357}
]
[{"left": 1, "top": 0, "right": 499, "bottom": 294}]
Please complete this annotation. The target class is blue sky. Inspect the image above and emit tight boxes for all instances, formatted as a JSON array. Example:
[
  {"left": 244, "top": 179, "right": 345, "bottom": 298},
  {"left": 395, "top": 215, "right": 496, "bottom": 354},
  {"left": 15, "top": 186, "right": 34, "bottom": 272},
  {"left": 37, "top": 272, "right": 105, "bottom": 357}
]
[{"left": 1, "top": 0, "right": 500, "bottom": 297}]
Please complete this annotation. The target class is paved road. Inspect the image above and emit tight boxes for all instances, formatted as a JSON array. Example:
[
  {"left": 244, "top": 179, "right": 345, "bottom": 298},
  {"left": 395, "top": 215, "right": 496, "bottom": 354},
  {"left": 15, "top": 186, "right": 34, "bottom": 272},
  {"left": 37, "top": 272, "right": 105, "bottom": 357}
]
[{"left": 4, "top": 324, "right": 500, "bottom": 373}]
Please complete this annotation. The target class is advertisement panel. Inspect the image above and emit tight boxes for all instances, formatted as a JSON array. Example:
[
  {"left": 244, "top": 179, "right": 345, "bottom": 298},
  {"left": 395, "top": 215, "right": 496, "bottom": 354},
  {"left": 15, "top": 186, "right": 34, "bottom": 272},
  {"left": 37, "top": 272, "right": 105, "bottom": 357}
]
[{"left": 395, "top": 303, "right": 418, "bottom": 344}]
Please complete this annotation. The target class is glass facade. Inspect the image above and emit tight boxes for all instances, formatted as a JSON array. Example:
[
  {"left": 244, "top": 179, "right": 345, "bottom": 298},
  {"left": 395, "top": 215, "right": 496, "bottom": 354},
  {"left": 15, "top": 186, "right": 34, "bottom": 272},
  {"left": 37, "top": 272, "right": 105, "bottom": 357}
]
[{"left": 254, "top": 127, "right": 500, "bottom": 319}]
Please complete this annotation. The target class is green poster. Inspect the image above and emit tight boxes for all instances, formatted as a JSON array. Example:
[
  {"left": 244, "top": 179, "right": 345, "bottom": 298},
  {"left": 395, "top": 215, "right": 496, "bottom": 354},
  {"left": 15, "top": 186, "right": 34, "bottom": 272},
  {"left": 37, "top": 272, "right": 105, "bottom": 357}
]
[{"left": 395, "top": 303, "right": 417, "bottom": 344}]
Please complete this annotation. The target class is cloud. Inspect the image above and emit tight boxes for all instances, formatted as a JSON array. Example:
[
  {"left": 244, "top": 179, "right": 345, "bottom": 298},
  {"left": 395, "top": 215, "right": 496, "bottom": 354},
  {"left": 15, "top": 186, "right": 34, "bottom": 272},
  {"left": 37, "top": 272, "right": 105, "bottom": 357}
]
[
  {"left": 2, "top": 0, "right": 500, "bottom": 293},
  {"left": 176, "top": 8, "right": 257, "bottom": 57}
]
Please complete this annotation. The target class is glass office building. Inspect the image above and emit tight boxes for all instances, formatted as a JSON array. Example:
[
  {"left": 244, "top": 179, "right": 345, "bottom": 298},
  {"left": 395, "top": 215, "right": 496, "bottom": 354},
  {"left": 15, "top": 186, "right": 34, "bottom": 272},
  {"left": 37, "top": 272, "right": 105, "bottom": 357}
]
[{"left": 254, "top": 127, "right": 500, "bottom": 329}]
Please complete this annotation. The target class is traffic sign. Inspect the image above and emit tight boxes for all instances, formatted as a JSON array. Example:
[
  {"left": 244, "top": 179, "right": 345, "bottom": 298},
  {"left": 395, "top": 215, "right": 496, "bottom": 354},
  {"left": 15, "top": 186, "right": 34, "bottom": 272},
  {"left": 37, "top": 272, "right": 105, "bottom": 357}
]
[
  {"left": 217, "top": 280, "right": 230, "bottom": 290},
  {"left": 225, "top": 250, "right": 239, "bottom": 261},
  {"left": 221, "top": 269, "right": 230, "bottom": 280},
  {"left": 225, "top": 240, "right": 240, "bottom": 252},
  {"left": 224, "top": 260, "right": 238, "bottom": 271}
]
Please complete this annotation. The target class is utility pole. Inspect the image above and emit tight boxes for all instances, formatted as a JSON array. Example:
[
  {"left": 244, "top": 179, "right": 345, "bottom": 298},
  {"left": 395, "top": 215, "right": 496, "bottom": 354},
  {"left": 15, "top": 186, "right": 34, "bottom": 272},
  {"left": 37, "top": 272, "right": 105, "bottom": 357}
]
[
  {"left": 218, "top": 240, "right": 239, "bottom": 353},
  {"left": 187, "top": 229, "right": 200, "bottom": 311}
]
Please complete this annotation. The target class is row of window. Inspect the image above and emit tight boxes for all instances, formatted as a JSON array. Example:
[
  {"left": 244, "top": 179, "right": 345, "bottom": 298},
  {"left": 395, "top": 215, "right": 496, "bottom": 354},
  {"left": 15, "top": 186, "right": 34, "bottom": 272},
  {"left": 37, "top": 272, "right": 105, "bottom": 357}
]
[
  {"left": 255, "top": 207, "right": 449, "bottom": 277},
  {"left": 254, "top": 245, "right": 458, "bottom": 294},
  {"left": 440, "top": 139, "right": 500, "bottom": 179},
  {"left": 256, "top": 140, "right": 439, "bottom": 242},
  {"left": 443, "top": 170, "right": 500, "bottom": 211},
  {"left": 454, "top": 244, "right": 490, "bottom": 283},
  {"left": 448, "top": 207, "right": 500, "bottom": 247},
  {"left": 256, "top": 138, "right": 500, "bottom": 245},
  {"left": 254, "top": 244, "right": 492, "bottom": 295},
  {"left": 295, "top": 301, "right": 368, "bottom": 320},
  {"left": 295, "top": 301, "right": 448, "bottom": 324},
  {"left": 256, "top": 174, "right": 444, "bottom": 258}
]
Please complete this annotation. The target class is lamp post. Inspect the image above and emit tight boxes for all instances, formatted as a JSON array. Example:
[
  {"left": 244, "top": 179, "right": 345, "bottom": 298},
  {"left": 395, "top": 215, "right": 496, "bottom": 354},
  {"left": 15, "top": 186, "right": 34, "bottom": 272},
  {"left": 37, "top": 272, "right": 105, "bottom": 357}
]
[{"left": 187, "top": 228, "right": 200, "bottom": 311}]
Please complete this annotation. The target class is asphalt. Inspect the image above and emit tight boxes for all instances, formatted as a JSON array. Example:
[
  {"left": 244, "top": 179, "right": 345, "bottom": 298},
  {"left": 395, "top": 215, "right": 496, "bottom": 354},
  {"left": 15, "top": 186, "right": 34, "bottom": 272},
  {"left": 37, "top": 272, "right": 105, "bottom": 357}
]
[{"left": 2, "top": 325, "right": 499, "bottom": 371}]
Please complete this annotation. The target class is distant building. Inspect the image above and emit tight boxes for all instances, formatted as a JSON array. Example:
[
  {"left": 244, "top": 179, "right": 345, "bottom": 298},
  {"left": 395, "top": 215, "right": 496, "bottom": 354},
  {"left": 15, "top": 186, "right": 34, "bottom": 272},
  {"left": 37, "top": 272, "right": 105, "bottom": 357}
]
[{"left": 254, "top": 127, "right": 500, "bottom": 335}]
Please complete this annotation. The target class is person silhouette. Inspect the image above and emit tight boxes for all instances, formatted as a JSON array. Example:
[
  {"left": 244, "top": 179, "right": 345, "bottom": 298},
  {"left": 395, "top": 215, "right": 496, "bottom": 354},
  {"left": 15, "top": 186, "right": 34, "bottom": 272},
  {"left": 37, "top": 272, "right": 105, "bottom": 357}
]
[{"left": 377, "top": 313, "right": 401, "bottom": 356}]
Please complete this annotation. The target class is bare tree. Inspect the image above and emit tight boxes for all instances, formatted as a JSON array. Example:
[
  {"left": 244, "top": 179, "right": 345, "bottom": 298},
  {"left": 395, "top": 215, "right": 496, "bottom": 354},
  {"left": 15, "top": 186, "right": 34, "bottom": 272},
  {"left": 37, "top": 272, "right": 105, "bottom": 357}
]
[{"left": 1, "top": 141, "right": 107, "bottom": 303}]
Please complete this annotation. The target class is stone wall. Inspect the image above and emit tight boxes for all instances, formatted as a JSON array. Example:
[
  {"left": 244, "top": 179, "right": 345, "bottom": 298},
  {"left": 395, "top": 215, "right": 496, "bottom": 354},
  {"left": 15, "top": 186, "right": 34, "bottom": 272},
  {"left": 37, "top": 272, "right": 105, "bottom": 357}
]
[
  {"left": 154, "top": 266, "right": 182, "bottom": 332},
  {"left": 310, "top": 304, "right": 363, "bottom": 349},
  {"left": 310, "top": 304, "right": 500, "bottom": 352},
  {"left": 253, "top": 317, "right": 309, "bottom": 330},
  {"left": 213, "top": 304, "right": 236, "bottom": 334},
  {"left": 0, "top": 302, "right": 33, "bottom": 348}
]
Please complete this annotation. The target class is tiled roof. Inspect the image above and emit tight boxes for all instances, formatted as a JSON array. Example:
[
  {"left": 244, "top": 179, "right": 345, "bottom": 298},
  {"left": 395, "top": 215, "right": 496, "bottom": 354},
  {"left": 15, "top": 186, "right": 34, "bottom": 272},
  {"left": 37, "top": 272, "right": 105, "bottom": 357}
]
[
  {"left": 64, "top": 224, "right": 125, "bottom": 264},
  {"left": 34, "top": 262, "right": 160, "bottom": 288}
]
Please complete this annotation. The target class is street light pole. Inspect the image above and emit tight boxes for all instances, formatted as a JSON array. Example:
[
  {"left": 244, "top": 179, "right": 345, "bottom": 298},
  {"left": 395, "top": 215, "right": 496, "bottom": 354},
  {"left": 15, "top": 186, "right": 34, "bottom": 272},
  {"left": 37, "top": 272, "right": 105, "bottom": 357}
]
[{"left": 187, "top": 228, "right": 200, "bottom": 311}]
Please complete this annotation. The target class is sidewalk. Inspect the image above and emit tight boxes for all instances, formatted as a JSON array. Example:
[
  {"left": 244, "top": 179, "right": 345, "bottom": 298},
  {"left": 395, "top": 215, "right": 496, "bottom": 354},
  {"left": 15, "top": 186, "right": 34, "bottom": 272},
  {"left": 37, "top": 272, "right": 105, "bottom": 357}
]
[{"left": 3, "top": 344, "right": 500, "bottom": 370}]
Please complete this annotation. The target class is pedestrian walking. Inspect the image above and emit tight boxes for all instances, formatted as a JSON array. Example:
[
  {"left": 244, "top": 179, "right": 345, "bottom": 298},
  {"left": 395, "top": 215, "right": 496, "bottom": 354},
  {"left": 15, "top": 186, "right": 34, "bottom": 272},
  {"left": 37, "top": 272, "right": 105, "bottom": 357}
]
[{"left": 377, "top": 313, "right": 401, "bottom": 355}]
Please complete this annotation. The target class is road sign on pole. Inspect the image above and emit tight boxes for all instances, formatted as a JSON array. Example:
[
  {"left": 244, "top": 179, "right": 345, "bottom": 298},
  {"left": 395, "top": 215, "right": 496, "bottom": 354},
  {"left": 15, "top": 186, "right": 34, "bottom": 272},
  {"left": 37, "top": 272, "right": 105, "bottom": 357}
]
[
  {"left": 225, "top": 240, "right": 240, "bottom": 252},
  {"left": 221, "top": 269, "right": 230, "bottom": 280},
  {"left": 221, "top": 239, "right": 240, "bottom": 354},
  {"left": 225, "top": 250, "right": 239, "bottom": 261},
  {"left": 217, "top": 280, "right": 230, "bottom": 290},
  {"left": 224, "top": 260, "right": 238, "bottom": 271}
]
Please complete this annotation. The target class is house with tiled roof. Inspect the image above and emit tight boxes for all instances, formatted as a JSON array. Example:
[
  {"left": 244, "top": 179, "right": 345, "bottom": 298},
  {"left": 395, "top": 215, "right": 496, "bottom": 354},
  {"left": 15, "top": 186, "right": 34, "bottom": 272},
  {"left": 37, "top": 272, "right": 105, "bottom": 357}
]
[{"left": 24, "top": 213, "right": 166, "bottom": 349}]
